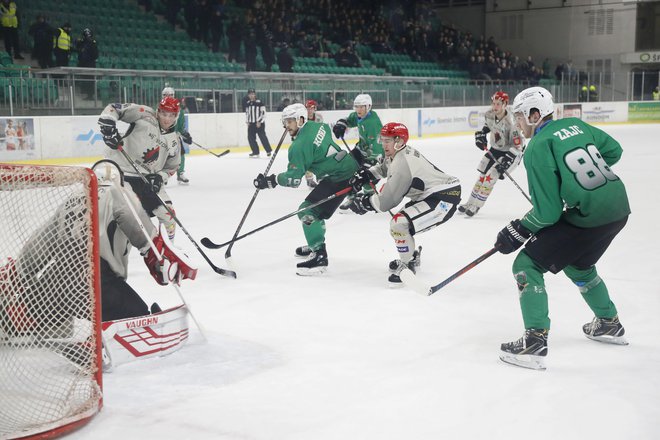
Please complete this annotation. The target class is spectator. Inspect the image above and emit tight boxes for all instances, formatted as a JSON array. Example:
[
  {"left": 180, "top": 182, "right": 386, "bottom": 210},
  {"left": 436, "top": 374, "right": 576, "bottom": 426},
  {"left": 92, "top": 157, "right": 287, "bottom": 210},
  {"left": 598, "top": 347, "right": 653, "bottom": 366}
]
[
  {"left": 276, "top": 97, "right": 290, "bottom": 111},
  {"left": 589, "top": 85, "right": 598, "bottom": 102},
  {"left": 1, "top": 0, "right": 23, "bottom": 59},
  {"left": 227, "top": 17, "right": 241, "bottom": 63},
  {"left": 209, "top": 0, "right": 224, "bottom": 53},
  {"left": 579, "top": 85, "right": 588, "bottom": 102},
  {"left": 75, "top": 28, "right": 98, "bottom": 68},
  {"left": 165, "top": 0, "right": 181, "bottom": 28},
  {"left": 322, "top": 92, "right": 334, "bottom": 110},
  {"left": 53, "top": 23, "right": 72, "bottom": 66},
  {"left": 276, "top": 43, "right": 294, "bottom": 73},
  {"left": 28, "top": 14, "right": 54, "bottom": 68},
  {"left": 653, "top": 86, "right": 659, "bottom": 101},
  {"left": 244, "top": 29, "right": 257, "bottom": 71},
  {"left": 197, "top": 0, "right": 210, "bottom": 45}
]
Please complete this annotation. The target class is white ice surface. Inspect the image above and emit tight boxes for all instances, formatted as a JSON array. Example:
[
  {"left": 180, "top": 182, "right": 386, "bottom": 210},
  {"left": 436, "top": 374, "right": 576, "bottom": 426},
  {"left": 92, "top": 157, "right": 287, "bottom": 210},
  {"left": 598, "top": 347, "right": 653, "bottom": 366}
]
[{"left": 70, "top": 124, "right": 660, "bottom": 440}]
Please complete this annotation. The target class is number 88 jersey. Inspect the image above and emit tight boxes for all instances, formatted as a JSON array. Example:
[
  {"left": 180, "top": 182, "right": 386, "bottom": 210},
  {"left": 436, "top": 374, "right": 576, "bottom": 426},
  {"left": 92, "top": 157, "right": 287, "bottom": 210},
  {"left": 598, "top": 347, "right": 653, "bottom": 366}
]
[{"left": 520, "top": 117, "right": 630, "bottom": 233}]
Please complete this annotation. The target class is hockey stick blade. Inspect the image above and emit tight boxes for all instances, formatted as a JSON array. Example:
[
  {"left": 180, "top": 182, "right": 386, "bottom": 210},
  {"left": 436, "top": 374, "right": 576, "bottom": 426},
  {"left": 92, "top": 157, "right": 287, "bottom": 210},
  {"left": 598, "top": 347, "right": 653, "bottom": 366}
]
[{"left": 399, "top": 268, "right": 431, "bottom": 296}]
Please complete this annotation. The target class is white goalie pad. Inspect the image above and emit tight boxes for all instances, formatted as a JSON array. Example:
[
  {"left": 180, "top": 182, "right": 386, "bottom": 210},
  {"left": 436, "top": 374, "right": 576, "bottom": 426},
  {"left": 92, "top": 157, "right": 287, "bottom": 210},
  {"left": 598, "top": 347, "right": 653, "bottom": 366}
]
[{"left": 101, "top": 304, "right": 189, "bottom": 371}]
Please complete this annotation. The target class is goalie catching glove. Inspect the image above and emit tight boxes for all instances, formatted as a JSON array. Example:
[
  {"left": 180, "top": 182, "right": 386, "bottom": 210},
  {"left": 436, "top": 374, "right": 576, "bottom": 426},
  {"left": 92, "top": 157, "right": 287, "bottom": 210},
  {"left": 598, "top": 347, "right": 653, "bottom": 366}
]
[
  {"left": 333, "top": 118, "right": 348, "bottom": 138},
  {"left": 98, "top": 118, "right": 122, "bottom": 150},
  {"left": 349, "top": 167, "right": 376, "bottom": 193},
  {"left": 349, "top": 194, "right": 376, "bottom": 215},
  {"left": 143, "top": 224, "right": 198, "bottom": 285},
  {"left": 253, "top": 173, "right": 277, "bottom": 189},
  {"left": 495, "top": 219, "right": 531, "bottom": 254}
]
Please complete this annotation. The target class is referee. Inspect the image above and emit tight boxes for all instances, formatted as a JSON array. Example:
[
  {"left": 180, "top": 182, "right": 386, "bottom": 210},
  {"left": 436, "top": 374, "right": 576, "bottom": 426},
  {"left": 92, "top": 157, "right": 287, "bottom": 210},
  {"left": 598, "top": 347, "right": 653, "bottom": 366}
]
[{"left": 245, "top": 88, "right": 272, "bottom": 158}]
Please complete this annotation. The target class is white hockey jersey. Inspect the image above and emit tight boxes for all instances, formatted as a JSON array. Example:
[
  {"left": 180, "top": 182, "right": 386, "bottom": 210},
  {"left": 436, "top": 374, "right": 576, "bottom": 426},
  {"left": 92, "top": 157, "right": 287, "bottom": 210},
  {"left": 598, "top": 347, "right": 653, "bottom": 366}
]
[
  {"left": 100, "top": 103, "right": 181, "bottom": 180},
  {"left": 368, "top": 145, "right": 460, "bottom": 212},
  {"left": 98, "top": 184, "right": 156, "bottom": 280},
  {"left": 483, "top": 109, "right": 523, "bottom": 153}
]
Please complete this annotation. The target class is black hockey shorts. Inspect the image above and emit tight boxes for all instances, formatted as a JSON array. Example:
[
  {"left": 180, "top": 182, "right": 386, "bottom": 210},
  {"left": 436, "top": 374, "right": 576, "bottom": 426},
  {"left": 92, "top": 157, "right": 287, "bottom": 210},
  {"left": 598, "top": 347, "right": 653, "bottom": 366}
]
[
  {"left": 304, "top": 178, "right": 351, "bottom": 220},
  {"left": 124, "top": 176, "right": 161, "bottom": 217},
  {"left": 402, "top": 185, "right": 461, "bottom": 234},
  {"left": 524, "top": 216, "right": 628, "bottom": 274},
  {"left": 100, "top": 259, "right": 149, "bottom": 321}
]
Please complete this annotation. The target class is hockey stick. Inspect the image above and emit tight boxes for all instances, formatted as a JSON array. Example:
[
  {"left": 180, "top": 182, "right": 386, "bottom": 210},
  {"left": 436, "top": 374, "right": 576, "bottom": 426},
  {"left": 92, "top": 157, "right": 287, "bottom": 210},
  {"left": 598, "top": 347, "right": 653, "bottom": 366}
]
[
  {"left": 224, "top": 128, "right": 288, "bottom": 260},
  {"left": 400, "top": 247, "right": 498, "bottom": 296},
  {"left": 190, "top": 141, "right": 230, "bottom": 158},
  {"left": 202, "top": 187, "right": 352, "bottom": 249},
  {"left": 481, "top": 127, "right": 532, "bottom": 204},
  {"left": 117, "top": 146, "right": 236, "bottom": 278},
  {"left": 117, "top": 185, "right": 208, "bottom": 342}
]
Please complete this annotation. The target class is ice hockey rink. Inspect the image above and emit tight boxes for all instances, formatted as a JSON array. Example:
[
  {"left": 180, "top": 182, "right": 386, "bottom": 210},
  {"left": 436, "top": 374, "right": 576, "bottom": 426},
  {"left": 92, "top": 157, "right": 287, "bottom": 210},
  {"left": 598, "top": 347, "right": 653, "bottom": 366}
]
[{"left": 70, "top": 123, "right": 660, "bottom": 440}]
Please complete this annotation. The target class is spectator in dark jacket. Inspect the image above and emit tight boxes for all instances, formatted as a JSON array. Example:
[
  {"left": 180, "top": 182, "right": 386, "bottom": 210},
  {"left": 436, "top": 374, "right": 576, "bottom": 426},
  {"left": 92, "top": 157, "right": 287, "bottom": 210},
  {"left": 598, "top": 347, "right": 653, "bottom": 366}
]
[
  {"left": 75, "top": 28, "right": 98, "bottom": 68},
  {"left": 277, "top": 43, "right": 294, "bottom": 72},
  {"left": 28, "top": 14, "right": 54, "bottom": 68},
  {"left": 227, "top": 17, "right": 241, "bottom": 63}
]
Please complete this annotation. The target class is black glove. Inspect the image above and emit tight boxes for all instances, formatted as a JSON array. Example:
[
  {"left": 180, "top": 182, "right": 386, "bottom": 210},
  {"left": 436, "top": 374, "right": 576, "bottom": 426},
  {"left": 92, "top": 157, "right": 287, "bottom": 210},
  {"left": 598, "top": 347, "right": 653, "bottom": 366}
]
[
  {"left": 349, "top": 194, "right": 375, "bottom": 215},
  {"left": 495, "top": 219, "right": 532, "bottom": 254},
  {"left": 181, "top": 131, "right": 192, "bottom": 144},
  {"left": 349, "top": 167, "right": 375, "bottom": 193},
  {"left": 145, "top": 173, "right": 163, "bottom": 193},
  {"left": 253, "top": 173, "right": 277, "bottom": 189},
  {"left": 333, "top": 118, "right": 348, "bottom": 138},
  {"left": 350, "top": 147, "right": 365, "bottom": 165},
  {"left": 495, "top": 152, "right": 516, "bottom": 175},
  {"left": 98, "top": 118, "right": 121, "bottom": 150},
  {"left": 474, "top": 126, "right": 489, "bottom": 151}
]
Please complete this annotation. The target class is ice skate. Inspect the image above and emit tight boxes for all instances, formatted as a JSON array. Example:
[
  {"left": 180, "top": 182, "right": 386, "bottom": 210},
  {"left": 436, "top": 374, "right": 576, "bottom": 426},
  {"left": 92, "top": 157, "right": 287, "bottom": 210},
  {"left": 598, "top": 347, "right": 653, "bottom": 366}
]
[
  {"left": 248, "top": 153, "right": 259, "bottom": 158},
  {"left": 339, "top": 195, "right": 354, "bottom": 214},
  {"left": 388, "top": 254, "right": 419, "bottom": 286},
  {"left": 294, "top": 245, "right": 313, "bottom": 258},
  {"left": 177, "top": 172, "right": 189, "bottom": 185},
  {"left": 296, "top": 245, "right": 328, "bottom": 276},
  {"left": 499, "top": 329, "right": 548, "bottom": 370},
  {"left": 457, "top": 204, "right": 468, "bottom": 214},
  {"left": 389, "top": 246, "right": 422, "bottom": 273},
  {"left": 465, "top": 206, "right": 479, "bottom": 217},
  {"left": 583, "top": 315, "right": 628, "bottom": 345}
]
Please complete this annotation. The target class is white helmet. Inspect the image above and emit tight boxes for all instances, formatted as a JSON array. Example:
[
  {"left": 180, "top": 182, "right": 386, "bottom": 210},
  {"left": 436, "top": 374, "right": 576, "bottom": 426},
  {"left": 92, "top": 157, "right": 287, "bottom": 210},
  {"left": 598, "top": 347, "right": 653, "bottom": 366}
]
[
  {"left": 353, "top": 93, "right": 372, "bottom": 111},
  {"left": 512, "top": 87, "right": 554, "bottom": 120},
  {"left": 162, "top": 86, "right": 175, "bottom": 98},
  {"left": 92, "top": 159, "right": 124, "bottom": 187},
  {"left": 281, "top": 103, "right": 307, "bottom": 128}
]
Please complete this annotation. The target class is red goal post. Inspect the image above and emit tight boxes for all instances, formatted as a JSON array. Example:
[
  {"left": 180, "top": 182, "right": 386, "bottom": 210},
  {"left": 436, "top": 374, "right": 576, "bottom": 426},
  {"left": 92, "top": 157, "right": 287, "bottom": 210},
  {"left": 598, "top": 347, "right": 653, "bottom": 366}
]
[{"left": 0, "top": 164, "right": 103, "bottom": 439}]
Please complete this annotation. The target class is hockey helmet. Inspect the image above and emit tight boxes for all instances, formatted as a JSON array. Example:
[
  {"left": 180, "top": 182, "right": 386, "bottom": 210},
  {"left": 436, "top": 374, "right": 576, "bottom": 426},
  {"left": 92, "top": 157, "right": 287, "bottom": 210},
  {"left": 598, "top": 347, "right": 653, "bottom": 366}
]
[
  {"left": 161, "top": 86, "right": 175, "bottom": 98},
  {"left": 281, "top": 103, "right": 307, "bottom": 128},
  {"left": 379, "top": 122, "right": 409, "bottom": 148},
  {"left": 491, "top": 91, "right": 509, "bottom": 105},
  {"left": 306, "top": 99, "right": 318, "bottom": 109},
  {"left": 158, "top": 96, "right": 180, "bottom": 114},
  {"left": 353, "top": 94, "right": 372, "bottom": 111},
  {"left": 512, "top": 87, "right": 554, "bottom": 121}
]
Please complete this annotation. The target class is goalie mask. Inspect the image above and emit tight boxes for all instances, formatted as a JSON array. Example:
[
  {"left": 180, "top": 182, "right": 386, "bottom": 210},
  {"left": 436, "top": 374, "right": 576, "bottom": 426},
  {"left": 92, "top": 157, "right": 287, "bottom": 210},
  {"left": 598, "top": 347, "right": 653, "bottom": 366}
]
[
  {"left": 281, "top": 103, "right": 307, "bottom": 135},
  {"left": 92, "top": 159, "right": 124, "bottom": 187}
]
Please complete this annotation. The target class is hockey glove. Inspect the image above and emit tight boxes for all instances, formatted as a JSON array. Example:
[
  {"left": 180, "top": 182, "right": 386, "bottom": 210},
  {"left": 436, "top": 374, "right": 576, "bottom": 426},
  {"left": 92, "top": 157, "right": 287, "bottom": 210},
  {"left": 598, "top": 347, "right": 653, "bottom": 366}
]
[
  {"left": 143, "top": 235, "right": 168, "bottom": 286},
  {"left": 349, "top": 167, "right": 375, "bottom": 193},
  {"left": 474, "top": 127, "right": 489, "bottom": 151},
  {"left": 333, "top": 118, "right": 348, "bottom": 138},
  {"left": 181, "top": 131, "right": 193, "bottom": 144},
  {"left": 495, "top": 152, "right": 516, "bottom": 175},
  {"left": 98, "top": 118, "right": 121, "bottom": 150},
  {"left": 253, "top": 173, "right": 277, "bottom": 189},
  {"left": 349, "top": 194, "right": 375, "bottom": 215},
  {"left": 145, "top": 173, "right": 163, "bottom": 193},
  {"left": 495, "top": 219, "right": 532, "bottom": 254}
]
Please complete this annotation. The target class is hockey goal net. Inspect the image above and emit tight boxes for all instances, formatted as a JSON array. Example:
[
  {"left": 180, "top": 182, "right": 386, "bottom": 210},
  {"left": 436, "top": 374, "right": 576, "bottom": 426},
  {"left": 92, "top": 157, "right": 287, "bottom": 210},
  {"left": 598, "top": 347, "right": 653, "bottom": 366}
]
[{"left": 0, "top": 164, "right": 102, "bottom": 439}]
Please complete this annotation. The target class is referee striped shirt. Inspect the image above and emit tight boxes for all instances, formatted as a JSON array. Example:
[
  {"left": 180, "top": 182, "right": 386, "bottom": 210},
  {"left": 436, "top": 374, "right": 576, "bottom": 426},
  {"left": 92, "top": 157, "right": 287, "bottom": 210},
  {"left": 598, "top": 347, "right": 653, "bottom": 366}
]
[{"left": 245, "top": 99, "right": 266, "bottom": 124}]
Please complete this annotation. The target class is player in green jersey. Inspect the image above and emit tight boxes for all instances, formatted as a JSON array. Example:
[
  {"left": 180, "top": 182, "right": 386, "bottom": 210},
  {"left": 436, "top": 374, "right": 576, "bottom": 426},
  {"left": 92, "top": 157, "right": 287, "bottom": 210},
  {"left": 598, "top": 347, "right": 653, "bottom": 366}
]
[
  {"left": 253, "top": 103, "right": 359, "bottom": 275},
  {"left": 332, "top": 94, "right": 385, "bottom": 212},
  {"left": 494, "top": 87, "right": 630, "bottom": 370}
]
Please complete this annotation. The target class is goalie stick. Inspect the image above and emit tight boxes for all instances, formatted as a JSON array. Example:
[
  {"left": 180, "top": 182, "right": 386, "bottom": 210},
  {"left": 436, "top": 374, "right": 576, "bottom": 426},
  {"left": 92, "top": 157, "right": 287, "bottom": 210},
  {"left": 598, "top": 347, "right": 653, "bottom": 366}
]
[
  {"left": 224, "top": 128, "right": 288, "bottom": 261},
  {"left": 191, "top": 141, "right": 230, "bottom": 158},
  {"left": 202, "top": 187, "right": 352, "bottom": 249},
  {"left": 116, "top": 183, "right": 208, "bottom": 342},
  {"left": 481, "top": 127, "right": 532, "bottom": 205},
  {"left": 400, "top": 247, "right": 498, "bottom": 296},
  {"left": 117, "top": 145, "right": 236, "bottom": 278}
]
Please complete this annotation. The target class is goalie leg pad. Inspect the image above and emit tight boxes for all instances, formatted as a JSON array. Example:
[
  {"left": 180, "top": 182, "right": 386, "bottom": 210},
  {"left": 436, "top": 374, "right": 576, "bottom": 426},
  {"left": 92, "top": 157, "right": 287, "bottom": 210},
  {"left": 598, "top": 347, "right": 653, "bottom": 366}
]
[{"left": 101, "top": 304, "right": 190, "bottom": 370}]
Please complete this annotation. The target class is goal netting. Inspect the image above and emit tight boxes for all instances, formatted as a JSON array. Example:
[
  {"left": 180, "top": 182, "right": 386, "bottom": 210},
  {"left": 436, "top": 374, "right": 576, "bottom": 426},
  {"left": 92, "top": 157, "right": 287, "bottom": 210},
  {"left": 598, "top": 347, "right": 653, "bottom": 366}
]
[{"left": 0, "top": 164, "right": 102, "bottom": 440}]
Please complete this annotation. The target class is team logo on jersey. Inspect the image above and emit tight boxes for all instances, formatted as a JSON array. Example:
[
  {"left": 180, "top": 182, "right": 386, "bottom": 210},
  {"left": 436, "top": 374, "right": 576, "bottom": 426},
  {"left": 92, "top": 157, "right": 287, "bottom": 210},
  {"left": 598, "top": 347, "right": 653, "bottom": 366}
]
[
  {"left": 142, "top": 146, "right": 160, "bottom": 165},
  {"left": 514, "top": 136, "right": 521, "bottom": 146}
]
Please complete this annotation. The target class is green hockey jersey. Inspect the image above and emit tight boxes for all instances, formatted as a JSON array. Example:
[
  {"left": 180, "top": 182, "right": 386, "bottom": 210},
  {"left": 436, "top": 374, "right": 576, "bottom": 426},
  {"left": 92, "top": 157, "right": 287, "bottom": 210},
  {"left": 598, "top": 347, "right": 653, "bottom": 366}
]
[
  {"left": 520, "top": 117, "right": 630, "bottom": 233},
  {"left": 346, "top": 110, "right": 384, "bottom": 162},
  {"left": 277, "top": 121, "right": 358, "bottom": 187}
]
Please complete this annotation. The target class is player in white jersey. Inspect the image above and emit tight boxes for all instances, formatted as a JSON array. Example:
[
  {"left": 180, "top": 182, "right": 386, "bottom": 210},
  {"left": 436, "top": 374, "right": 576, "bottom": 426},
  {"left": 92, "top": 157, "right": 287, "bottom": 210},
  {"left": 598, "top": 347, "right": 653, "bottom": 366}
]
[
  {"left": 93, "top": 160, "right": 196, "bottom": 322},
  {"left": 458, "top": 91, "right": 524, "bottom": 216},
  {"left": 98, "top": 97, "right": 182, "bottom": 239},
  {"left": 347, "top": 122, "right": 461, "bottom": 284},
  {"left": 304, "top": 99, "right": 323, "bottom": 188}
]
